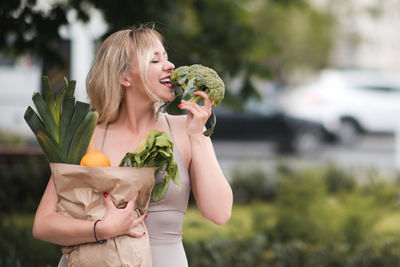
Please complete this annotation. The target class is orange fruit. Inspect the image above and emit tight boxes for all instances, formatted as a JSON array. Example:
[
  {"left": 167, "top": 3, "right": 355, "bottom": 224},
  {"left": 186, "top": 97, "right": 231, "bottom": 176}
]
[{"left": 80, "top": 151, "right": 111, "bottom": 167}]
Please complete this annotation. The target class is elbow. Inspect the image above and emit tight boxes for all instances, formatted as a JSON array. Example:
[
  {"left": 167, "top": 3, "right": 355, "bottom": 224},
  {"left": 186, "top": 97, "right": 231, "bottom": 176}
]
[
  {"left": 32, "top": 219, "right": 41, "bottom": 240},
  {"left": 32, "top": 216, "right": 46, "bottom": 241},
  {"left": 212, "top": 210, "right": 231, "bottom": 225},
  {"left": 200, "top": 204, "right": 232, "bottom": 225},
  {"left": 211, "top": 190, "right": 233, "bottom": 225},
  {"left": 32, "top": 222, "right": 40, "bottom": 240}
]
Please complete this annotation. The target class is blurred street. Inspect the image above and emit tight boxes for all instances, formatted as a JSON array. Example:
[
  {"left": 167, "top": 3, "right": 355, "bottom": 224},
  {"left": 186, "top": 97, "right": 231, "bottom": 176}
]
[{"left": 213, "top": 134, "right": 397, "bottom": 176}]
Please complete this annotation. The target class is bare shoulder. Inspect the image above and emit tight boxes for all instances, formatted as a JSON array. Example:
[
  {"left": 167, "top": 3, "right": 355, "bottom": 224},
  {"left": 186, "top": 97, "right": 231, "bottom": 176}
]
[
  {"left": 165, "top": 113, "right": 187, "bottom": 123},
  {"left": 164, "top": 113, "right": 187, "bottom": 128}
]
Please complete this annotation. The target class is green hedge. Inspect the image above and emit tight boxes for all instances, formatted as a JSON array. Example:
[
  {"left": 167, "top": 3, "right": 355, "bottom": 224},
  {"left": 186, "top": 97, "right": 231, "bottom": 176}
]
[
  {"left": 185, "top": 236, "right": 400, "bottom": 267},
  {"left": 2, "top": 154, "right": 400, "bottom": 266},
  {"left": 0, "top": 155, "right": 50, "bottom": 213},
  {"left": 0, "top": 214, "right": 60, "bottom": 267},
  {"left": 0, "top": 154, "right": 59, "bottom": 266},
  {"left": 184, "top": 164, "right": 400, "bottom": 267}
]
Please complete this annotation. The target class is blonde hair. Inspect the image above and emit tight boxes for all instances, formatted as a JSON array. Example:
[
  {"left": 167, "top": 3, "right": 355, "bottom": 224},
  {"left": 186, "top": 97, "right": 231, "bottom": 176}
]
[{"left": 86, "top": 23, "right": 164, "bottom": 123}]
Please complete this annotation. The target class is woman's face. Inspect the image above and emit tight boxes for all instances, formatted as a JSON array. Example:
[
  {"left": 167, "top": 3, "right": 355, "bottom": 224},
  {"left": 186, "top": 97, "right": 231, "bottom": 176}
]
[{"left": 147, "top": 39, "right": 175, "bottom": 102}]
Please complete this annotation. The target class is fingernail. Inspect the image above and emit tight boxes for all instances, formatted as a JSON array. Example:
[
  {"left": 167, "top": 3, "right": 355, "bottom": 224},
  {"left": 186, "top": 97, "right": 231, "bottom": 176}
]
[
  {"left": 143, "top": 232, "right": 146, "bottom": 235},
  {"left": 178, "top": 104, "right": 183, "bottom": 108},
  {"left": 138, "top": 190, "right": 141, "bottom": 195},
  {"left": 103, "top": 192, "right": 108, "bottom": 198},
  {"left": 145, "top": 215, "right": 148, "bottom": 219}
]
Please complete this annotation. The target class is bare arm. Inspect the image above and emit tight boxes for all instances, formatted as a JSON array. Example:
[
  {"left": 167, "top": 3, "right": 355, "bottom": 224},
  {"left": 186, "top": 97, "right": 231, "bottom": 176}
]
[
  {"left": 189, "top": 135, "right": 233, "bottom": 225},
  {"left": 179, "top": 91, "right": 233, "bottom": 225}
]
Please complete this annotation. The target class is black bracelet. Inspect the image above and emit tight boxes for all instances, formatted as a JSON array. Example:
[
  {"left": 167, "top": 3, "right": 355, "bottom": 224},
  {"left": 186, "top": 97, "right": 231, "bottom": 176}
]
[{"left": 93, "top": 219, "right": 105, "bottom": 244}]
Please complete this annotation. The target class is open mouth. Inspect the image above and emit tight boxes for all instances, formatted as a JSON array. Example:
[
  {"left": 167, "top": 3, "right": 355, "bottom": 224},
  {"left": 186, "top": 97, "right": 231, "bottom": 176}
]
[{"left": 160, "top": 77, "right": 172, "bottom": 88}]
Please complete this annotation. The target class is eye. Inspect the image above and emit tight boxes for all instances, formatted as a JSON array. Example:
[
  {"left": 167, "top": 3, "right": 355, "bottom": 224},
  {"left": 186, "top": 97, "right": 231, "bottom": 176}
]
[{"left": 151, "top": 60, "right": 160, "bottom": 63}]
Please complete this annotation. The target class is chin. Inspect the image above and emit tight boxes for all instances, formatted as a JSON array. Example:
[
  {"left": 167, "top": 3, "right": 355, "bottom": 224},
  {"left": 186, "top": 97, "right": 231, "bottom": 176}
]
[{"left": 160, "top": 94, "right": 175, "bottom": 102}]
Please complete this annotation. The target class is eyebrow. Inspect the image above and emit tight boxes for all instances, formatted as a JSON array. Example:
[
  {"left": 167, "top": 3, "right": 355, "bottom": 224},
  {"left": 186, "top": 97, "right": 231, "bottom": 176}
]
[{"left": 153, "top": 51, "right": 167, "bottom": 57}]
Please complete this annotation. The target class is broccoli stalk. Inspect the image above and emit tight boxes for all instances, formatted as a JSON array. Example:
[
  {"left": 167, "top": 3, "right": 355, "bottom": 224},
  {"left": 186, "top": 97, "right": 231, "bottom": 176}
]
[{"left": 184, "top": 94, "right": 204, "bottom": 104}]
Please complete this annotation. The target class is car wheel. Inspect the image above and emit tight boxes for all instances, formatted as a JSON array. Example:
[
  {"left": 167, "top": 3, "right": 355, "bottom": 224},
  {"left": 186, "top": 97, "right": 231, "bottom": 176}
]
[
  {"left": 292, "top": 128, "right": 323, "bottom": 156},
  {"left": 338, "top": 119, "right": 359, "bottom": 145}
]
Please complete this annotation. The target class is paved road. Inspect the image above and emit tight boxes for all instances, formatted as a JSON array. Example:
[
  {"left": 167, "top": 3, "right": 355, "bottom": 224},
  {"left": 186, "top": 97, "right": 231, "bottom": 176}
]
[{"left": 212, "top": 134, "right": 399, "bottom": 177}]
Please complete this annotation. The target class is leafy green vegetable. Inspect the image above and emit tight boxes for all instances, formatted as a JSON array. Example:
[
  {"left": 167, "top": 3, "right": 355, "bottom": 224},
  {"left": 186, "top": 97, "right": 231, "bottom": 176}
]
[
  {"left": 170, "top": 64, "right": 225, "bottom": 136},
  {"left": 119, "top": 130, "right": 181, "bottom": 201}
]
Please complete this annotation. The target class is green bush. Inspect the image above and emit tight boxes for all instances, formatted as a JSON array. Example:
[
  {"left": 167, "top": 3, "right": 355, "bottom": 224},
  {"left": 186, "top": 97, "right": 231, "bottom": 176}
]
[
  {"left": 184, "top": 163, "right": 400, "bottom": 267},
  {"left": 230, "top": 168, "right": 278, "bottom": 203},
  {"left": 0, "top": 214, "right": 60, "bottom": 267},
  {"left": 272, "top": 169, "right": 332, "bottom": 243},
  {"left": 0, "top": 155, "right": 50, "bottom": 213},
  {"left": 185, "top": 235, "right": 269, "bottom": 267},
  {"left": 322, "top": 163, "right": 356, "bottom": 194},
  {"left": 185, "top": 236, "right": 400, "bottom": 267},
  {"left": 0, "top": 154, "right": 59, "bottom": 266},
  {"left": 2, "top": 154, "right": 400, "bottom": 266},
  {"left": 229, "top": 163, "right": 360, "bottom": 204}
]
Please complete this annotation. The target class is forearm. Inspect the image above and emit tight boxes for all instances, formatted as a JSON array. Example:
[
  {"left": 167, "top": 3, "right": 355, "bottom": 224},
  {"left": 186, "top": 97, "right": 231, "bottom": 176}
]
[
  {"left": 33, "top": 212, "right": 98, "bottom": 246},
  {"left": 189, "top": 134, "right": 233, "bottom": 225},
  {"left": 32, "top": 177, "right": 102, "bottom": 246}
]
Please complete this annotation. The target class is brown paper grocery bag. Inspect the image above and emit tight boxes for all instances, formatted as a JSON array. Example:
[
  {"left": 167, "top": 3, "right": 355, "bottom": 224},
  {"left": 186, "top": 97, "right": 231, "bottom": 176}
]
[{"left": 50, "top": 163, "right": 157, "bottom": 267}]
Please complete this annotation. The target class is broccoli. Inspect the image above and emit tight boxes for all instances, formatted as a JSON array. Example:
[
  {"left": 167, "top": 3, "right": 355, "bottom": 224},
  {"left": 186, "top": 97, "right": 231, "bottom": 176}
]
[
  {"left": 170, "top": 64, "right": 225, "bottom": 106},
  {"left": 170, "top": 64, "right": 225, "bottom": 136}
]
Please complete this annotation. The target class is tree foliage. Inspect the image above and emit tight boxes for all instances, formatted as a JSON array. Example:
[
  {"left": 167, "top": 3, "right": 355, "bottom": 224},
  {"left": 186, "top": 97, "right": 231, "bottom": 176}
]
[
  {"left": 0, "top": 0, "right": 68, "bottom": 64},
  {"left": 0, "top": 0, "right": 334, "bottom": 106},
  {"left": 248, "top": 0, "right": 335, "bottom": 83}
]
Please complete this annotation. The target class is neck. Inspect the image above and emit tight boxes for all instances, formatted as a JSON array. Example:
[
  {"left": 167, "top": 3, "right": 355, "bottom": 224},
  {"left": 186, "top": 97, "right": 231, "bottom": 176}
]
[{"left": 114, "top": 93, "right": 158, "bottom": 135}]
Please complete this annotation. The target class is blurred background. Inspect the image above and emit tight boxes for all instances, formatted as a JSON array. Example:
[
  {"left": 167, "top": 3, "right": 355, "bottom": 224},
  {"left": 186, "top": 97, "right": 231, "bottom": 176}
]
[{"left": 1, "top": 0, "right": 400, "bottom": 266}]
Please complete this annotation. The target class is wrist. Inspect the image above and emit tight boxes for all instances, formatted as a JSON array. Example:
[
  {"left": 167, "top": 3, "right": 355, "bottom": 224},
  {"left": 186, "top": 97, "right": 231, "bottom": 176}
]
[
  {"left": 189, "top": 133, "right": 207, "bottom": 144},
  {"left": 94, "top": 220, "right": 107, "bottom": 243}
]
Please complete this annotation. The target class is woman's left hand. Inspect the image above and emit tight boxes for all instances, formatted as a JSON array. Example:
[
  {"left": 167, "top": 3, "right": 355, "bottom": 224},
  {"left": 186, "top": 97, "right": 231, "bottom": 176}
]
[{"left": 179, "top": 91, "right": 214, "bottom": 137}]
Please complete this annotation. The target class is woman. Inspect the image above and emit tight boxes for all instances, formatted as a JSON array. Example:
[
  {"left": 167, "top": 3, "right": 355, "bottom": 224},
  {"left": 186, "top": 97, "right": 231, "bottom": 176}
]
[{"left": 32, "top": 23, "right": 233, "bottom": 266}]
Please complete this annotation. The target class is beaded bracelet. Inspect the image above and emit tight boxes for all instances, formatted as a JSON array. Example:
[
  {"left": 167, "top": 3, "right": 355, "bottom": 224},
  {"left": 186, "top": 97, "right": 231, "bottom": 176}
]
[{"left": 93, "top": 219, "right": 105, "bottom": 244}]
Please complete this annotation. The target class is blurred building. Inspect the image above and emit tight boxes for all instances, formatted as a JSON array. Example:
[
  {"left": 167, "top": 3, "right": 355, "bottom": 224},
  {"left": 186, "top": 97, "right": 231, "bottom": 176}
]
[
  {"left": 0, "top": 55, "right": 41, "bottom": 138},
  {"left": 313, "top": 0, "right": 400, "bottom": 72}
]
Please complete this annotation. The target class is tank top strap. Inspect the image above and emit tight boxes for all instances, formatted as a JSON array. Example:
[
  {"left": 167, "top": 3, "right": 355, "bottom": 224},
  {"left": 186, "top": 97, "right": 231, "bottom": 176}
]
[
  {"left": 163, "top": 114, "right": 189, "bottom": 175},
  {"left": 163, "top": 114, "right": 177, "bottom": 144},
  {"left": 100, "top": 123, "right": 109, "bottom": 153}
]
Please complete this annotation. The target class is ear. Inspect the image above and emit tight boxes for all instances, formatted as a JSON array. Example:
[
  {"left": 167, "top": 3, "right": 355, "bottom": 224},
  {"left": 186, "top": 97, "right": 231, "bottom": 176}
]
[{"left": 120, "top": 76, "right": 131, "bottom": 87}]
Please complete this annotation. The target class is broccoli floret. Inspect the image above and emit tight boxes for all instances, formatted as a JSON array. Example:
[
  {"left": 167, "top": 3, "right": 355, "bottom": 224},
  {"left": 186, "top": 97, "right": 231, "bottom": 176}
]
[
  {"left": 170, "top": 64, "right": 225, "bottom": 137},
  {"left": 170, "top": 64, "right": 225, "bottom": 107}
]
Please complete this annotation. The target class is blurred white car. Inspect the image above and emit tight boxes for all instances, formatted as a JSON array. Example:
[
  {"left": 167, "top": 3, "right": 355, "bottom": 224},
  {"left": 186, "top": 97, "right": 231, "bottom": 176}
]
[{"left": 279, "top": 69, "right": 400, "bottom": 144}]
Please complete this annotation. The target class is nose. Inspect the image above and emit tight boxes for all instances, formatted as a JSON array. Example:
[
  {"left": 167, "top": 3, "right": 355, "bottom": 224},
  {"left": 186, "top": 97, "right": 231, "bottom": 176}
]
[{"left": 164, "top": 60, "right": 175, "bottom": 72}]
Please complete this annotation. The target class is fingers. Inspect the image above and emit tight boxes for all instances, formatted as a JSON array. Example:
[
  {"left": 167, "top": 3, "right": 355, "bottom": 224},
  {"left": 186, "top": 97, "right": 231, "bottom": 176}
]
[
  {"left": 127, "top": 230, "right": 146, "bottom": 238},
  {"left": 134, "top": 214, "right": 146, "bottom": 225},
  {"left": 102, "top": 191, "right": 148, "bottom": 239},
  {"left": 103, "top": 192, "right": 115, "bottom": 209},
  {"left": 103, "top": 190, "right": 140, "bottom": 213},
  {"left": 127, "top": 214, "right": 146, "bottom": 238},
  {"left": 126, "top": 190, "right": 140, "bottom": 210},
  {"left": 180, "top": 102, "right": 209, "bottom": 116},
  {"left": 179, "top": 91, "right": 213, "bottom": 118},
  {"left": 193, "top": 90, "right": 214, "bottom": 108},
  {"left": 179, "top": 93, "right": 213, "bottom": 135}
]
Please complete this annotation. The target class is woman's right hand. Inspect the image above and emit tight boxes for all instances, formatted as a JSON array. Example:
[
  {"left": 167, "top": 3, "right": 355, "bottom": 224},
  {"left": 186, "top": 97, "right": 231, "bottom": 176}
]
[{"left": 96, "top": 191, "right": 146, "bottom": 240}]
